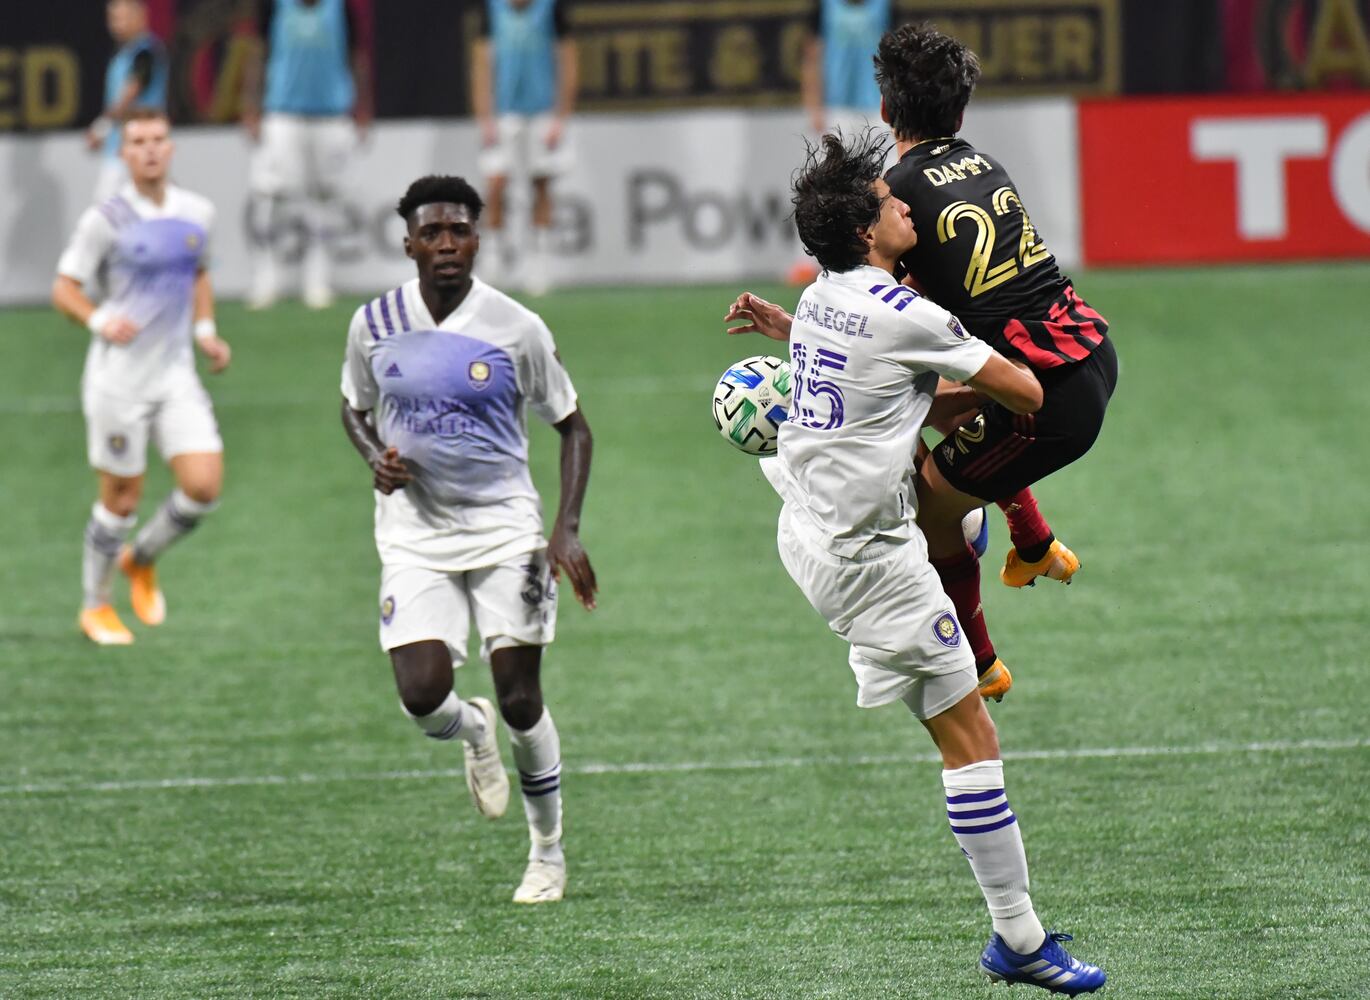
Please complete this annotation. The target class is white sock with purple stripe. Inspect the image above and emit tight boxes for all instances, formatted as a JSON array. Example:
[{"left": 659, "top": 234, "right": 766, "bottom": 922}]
[
  {"left": 943, "top": 759, "right": 1045, "bottom": 954},
  {"left": 509, "top": 708, "right": 563, "bottom": 863},
  {"left": 404, "top": 691, "right": 488, "bottom": 747},
  {"left": 131, "top": 489, "right": 216, "bottom": 565},
  {"left": 83, "top": 503, "right": 136, "bottom": 608}
]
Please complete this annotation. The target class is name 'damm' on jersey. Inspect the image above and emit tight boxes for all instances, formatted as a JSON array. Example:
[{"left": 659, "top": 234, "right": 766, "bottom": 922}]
[
  {"left": 923, "top": 153, "right": 994, "bottom": 187},
  {"left": 795, "top": 299, "right": 872, "bottom": 339}
]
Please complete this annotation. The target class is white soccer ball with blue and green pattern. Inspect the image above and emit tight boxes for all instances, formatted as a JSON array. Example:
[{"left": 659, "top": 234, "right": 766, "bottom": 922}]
[{"left": 712, "top": 355, "right": 793, "bottom": 455}]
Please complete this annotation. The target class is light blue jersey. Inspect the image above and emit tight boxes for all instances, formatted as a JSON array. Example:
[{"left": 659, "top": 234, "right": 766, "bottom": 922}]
[
  {"left": 820, "top": 0, "right": 889, "bottom": 111},
  {"left": 263, "top": 0, "right": 356, "bottom": 116},
  {"left": 102, "top": 33, "right": 168, "bottom": 158},
  {"left": 56, "top": 185, "right": 216, "bottom": 400},
  {"left": 483, "top": 0, "right": 565, "bottom": 116},
  {"left": 342, "top": 278, "right": 578, "bottom": 570}
]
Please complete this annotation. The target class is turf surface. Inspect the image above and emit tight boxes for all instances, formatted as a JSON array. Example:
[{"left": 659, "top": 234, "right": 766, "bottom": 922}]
[{"left": 2, "top": 266, "right": 1368, "bottom": 998}]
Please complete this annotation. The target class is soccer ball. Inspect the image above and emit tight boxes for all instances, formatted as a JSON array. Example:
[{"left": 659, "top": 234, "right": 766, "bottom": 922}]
[{"left": 712, "top": 355, "right": 792, "bottom": 455}]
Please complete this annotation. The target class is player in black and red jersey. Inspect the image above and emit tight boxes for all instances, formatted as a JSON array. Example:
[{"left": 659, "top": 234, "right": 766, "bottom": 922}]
[{"left": 876, "top": 23, "right": 1118, "bottom": 699}]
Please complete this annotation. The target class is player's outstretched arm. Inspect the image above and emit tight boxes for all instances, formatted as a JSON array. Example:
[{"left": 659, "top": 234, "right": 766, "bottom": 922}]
[
  {"left": 965, "top": 355, "right": 1043, "bottom": 415},
  {"left": 340, "top": 400, "right": 412, "bottom": 494},
  {"left": 724, "top": 292, "right": 793, "bottom": 342},
  {"left": 548, "top": 408, "right": 597, "bottom": 611}
]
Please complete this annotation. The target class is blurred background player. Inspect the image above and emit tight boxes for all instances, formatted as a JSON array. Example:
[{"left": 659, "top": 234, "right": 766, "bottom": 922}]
[
  {"left": 790, "top": 0, "right": 890, "bottom": 285},
  {"left": 875, "top": 25, "right": 1118, "bottom": 700},
  {"left": 87, "top": 0, "right": 169, "bottom": 203},
  {"left": 52, "top": 109, "right": 232, "bottom": 646},
  {"left": 471, "top": 0, "right": 578, "bottom": 295},
  {"left": 340, "top": 175, "right": 597, "bottom": 903},
  {"left": 801, "top": 0, "right": 891, "bottom": 136},
  {"left": 242, "top": 0, "right": 373, "bottom": 310},
  {"left": 725, "top": 130, "right": 1106, "bottom": 995}
]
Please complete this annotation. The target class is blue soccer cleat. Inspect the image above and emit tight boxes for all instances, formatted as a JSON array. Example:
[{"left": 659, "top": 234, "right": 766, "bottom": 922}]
[
  {"left": 962, "top": 506, "right": 990, "bottom": 559},
  {"left": 980, "top": 932, "right": 1106, "bottom": 995}
]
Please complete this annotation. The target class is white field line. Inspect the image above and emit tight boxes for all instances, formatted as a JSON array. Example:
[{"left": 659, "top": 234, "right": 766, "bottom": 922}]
[{"left": 2, "top": 737, "right": 1365, "bottom": 798}]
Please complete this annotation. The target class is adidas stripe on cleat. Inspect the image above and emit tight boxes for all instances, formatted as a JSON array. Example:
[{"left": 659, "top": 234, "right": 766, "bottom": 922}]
[{"left": 980, "top": 932, "right": 1106, "bottom": 996}]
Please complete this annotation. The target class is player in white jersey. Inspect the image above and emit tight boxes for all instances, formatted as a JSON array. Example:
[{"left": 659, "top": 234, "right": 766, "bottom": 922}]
[
  {"left": 341, "top": 175, "right": 596, "bottom": 905},
  {"left": 724, "top": 131, "right": 1106, "bottom": 995},
  {"left": 52, "top": 109, "right": 233, "bottom": 647}
]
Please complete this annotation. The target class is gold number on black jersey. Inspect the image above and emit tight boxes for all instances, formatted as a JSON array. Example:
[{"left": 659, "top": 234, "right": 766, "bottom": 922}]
[{"left": 936, "top": 186, "right": 1049, "bottom": 298}]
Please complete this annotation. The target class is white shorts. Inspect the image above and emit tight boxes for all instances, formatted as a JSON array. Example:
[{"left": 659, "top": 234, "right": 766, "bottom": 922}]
[
  {"left": 250, "top": 113, "right": 355, "bottom": 198},
  {"left": 478, "top": 114, "right": 573, "bottom": 180},
  {"left": 776, "top": 507, "right": 976, "bottom": 716},
  {"left": 83, "top": 380, "right": 223, "bottom": 478},
  {"left": 378, "top": 550, "right": 558, "bottom": 666}
]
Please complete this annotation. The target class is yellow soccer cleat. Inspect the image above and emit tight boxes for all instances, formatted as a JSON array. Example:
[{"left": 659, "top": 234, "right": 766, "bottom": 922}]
[
  {"left": 977, "top": 659, "right": 1013, "bottom": 702},
  {"left": 1000, "top": 539, "right": 1081, "bottom": 589},
  {"left": 118, "top": 547, "right": 166, "bottom": 626},
  {"left": 79, "top": 605, "right": 134, "bottom": 646}
]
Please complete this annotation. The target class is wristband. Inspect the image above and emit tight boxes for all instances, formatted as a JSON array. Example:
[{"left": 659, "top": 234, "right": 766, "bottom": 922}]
[
  {"left": 87, "top": 306, "right": 111, "bottom": 336},
  {"left": 194, "top": 318, "right": 218, "bottom": 341}
]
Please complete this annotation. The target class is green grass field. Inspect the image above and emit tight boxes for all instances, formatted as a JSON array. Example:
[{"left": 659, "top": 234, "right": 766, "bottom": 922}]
[{"left": 2, "top": 266, "right": 1368, "bottom": 999}]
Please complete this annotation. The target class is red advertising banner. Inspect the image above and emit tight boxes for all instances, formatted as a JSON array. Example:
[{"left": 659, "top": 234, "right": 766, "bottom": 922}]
[{"left": 1080, "top": 93, "right": 1370, "bottom": 264}]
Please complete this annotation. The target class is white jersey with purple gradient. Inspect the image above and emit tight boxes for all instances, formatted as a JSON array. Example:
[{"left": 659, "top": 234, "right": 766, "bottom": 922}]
[
  {"left": 341, "top": 277, "right": 578, "bottom": 572},
  {"left": 57, "top": 183, "right": 214, "bottom": 402}
]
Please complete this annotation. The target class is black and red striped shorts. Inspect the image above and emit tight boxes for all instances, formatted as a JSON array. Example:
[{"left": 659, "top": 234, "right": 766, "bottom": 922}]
[{"left": 931, "top": 332, "right": 1118, "bottom": 503}]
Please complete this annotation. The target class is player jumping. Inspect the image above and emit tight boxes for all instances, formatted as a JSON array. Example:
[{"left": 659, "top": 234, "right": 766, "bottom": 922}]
[
  {"left": 726, "top": 129, "right": 1106, "bottom": 995},
  {"left": 53, "top": 108, "right": 232, "bottom": 646},
  {"left": 340, "top": 175, "right": 596, "bottom": 904},
  {"left": 877, "top": 25, "right": 1118, "bottom": 698}
]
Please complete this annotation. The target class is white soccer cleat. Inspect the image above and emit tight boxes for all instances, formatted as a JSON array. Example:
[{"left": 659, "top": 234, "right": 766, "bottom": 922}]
[
  {"left": 512, "top": 858, "right": 566, "bottom": 904},
  {"left": 302, "top": 284, "right": 335, "bottom": 311},
  {"left": 462, "top": 697, "right": 510, "bottom": 819}
]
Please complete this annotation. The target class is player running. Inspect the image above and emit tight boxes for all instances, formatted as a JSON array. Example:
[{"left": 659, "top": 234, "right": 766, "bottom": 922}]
[
  {"left": 53, "top": 108, "right": 232, "bottom": 646},
  {"left": 876, "top": 24, "right": 1119, "bottom": 698},
  {"left": 340, "top": 175, "right": 596, "bottom": 904},
  {"left": 726, "top": 129, "right": 1106, "bottom": 995}
]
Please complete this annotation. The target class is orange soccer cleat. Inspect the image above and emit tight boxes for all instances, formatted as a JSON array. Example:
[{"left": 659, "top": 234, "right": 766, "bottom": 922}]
[
  {"left": 79, "top": 605, "right": 134, "bottom": 645},
  {"left": 118, "top": 547, "right": 166, "bottom": 626},
  {"left": 977, "top": 659, "right": 1013, "bottom": 702},
  {"left": 1000, "top": 539, "right": 1081, "bottom": 589}
]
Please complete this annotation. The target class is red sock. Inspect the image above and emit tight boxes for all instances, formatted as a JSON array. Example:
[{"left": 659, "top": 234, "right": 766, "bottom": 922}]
[
  {"left": 930, "top": 544, "right": 996, "bottom": 673},
  {"left": 996, "top": 488, "right": 1054, "bottom": 561}
]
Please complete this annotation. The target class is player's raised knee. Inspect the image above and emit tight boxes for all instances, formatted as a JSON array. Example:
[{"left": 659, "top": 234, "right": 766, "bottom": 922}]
[{"left": 496, "top": 689, "right": 544, "bottom": 732}]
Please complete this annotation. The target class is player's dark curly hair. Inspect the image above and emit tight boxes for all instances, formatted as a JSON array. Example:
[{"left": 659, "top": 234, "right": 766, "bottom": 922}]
[
  {"left": 874, "top": 23, "right": 981, "bottom": 141},
  {"left": 791, "top": 128, "right": 890, "bottom": 274},
  {"left": 396, "top": 175, "right": 484, "bottom": 223}
]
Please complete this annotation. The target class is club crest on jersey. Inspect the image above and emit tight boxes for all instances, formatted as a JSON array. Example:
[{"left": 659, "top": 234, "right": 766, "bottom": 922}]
[
  {"left": 468, "top": 361, "right": 492, "bottom": 391},
  {"left": 933, "top": 612, "right": 961, "bottom": 647},
  {"left": 107, "top": 433, "right": 128, "bottom": 455},
  {"left": 947, "top": 316, "right": 968, "bottom": 340},
  {"left": 380, "top": 596, "right": 396, "bottom": 625},
  {"left": 186, "top": 233, "right": 201, "bottom": 250}
]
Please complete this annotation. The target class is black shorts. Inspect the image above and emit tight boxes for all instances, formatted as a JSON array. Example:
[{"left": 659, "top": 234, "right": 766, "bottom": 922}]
[{"left": 932, "top": 335, "right": 1118, "bottom": 502}]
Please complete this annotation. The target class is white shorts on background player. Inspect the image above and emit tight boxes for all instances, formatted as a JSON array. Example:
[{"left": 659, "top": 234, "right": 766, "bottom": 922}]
[
  {"left": 56, "top": 183, "right": 222, "bottom": 476},
  {"left": 379, "top": 552, "right": 558, "bottom": 664},
  {"left": 83, "top": 379, "right": 221, "bottom": 477},
  {"left": 250, "top": 112, "right": 355, "bottom": 197},
  {"left": 478, "top": 113, "right": 572, "bottom": 179}
]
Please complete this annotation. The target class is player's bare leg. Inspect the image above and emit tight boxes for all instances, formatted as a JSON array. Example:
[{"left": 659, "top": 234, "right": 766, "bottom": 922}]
[
  {"left": 481, "top": 173, "right": 511, "bottom": 287},
  {"left": 919, "top": 689, "right": 1105, "bottom": 991},
  {"left": 525, "top": 176, "right": 554, "bottom": 296},
  {"left": 80, "top": 472, "right": 141, "bottom": 644},
  {"left": 119, "top": 451, "right": 222, "bottom": 626},
  {"left": 391, "top": 640, "right": 508, "bottom": 818},
  {"left": 492, "top": 644, "right": 565, "bottom": 903},
  {"left": 916, "top": 458, "right": 1012, "bottom": 701}
]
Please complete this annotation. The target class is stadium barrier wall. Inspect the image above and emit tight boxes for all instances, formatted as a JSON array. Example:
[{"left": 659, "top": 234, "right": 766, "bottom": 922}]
[
  {"left": 0, "top": 100, "right": 1080, "bottom": 305},
  {"left": 1080, "top": 93, "right": 1370, "bottom": 265}
]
